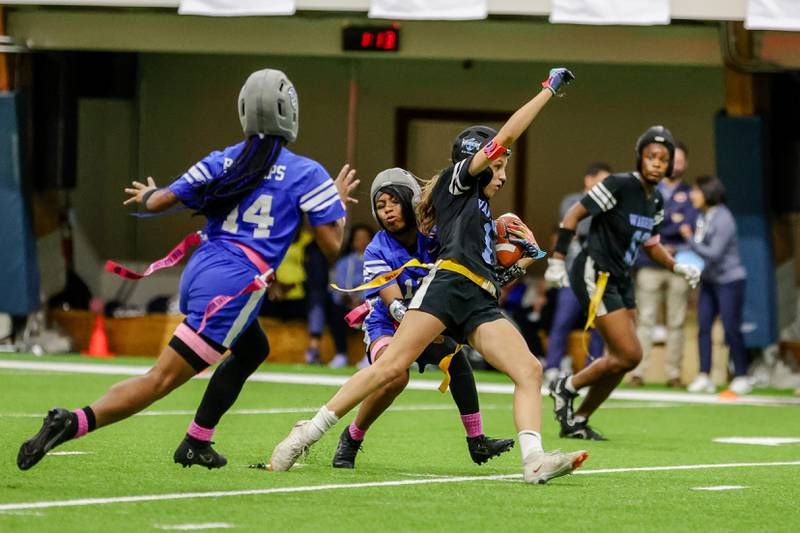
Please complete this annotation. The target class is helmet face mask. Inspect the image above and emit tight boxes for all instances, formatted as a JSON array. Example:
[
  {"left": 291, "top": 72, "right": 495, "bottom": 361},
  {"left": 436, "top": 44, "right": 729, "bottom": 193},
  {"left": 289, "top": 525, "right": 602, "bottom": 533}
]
[{"left": 238, "top": 69, "right": 299, "bottom": 142}]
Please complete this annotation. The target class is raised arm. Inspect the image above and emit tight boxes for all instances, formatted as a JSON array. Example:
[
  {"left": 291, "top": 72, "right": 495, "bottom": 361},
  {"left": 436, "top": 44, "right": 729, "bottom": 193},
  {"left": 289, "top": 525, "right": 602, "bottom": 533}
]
[{"left": 467, "top": 68, "right": 574, "bottom": 177}]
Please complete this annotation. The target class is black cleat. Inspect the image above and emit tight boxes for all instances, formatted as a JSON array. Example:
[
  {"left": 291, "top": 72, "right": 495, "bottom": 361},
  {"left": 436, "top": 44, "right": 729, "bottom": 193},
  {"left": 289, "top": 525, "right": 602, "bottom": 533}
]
[
  {"left": 560, "top": 418, "right": 608, "bottom": 441},
  {"left": 550, "top": 376, "right": 578, "bottom": 428},
  {"left": 173, "top": 438, "right": 228, "bottom": 469},
  {"left": 17, "top": 408, "right": 77, "bottom": 471},
  {"left": 467, "top": 434, "right": 515, "bottom": 465},
  {"left": 332, "top": 428, "right": 362, "bottom": 469}
]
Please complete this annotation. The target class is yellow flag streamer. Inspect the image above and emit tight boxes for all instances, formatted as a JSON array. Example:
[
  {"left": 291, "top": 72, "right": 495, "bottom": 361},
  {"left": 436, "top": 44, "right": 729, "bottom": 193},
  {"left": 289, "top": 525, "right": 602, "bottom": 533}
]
[
  {"left": 437, "top": 342, "right": 464, "bottom": 393},
  {"left": 582, "top": 271, "right": 610, "bottom": 356}
]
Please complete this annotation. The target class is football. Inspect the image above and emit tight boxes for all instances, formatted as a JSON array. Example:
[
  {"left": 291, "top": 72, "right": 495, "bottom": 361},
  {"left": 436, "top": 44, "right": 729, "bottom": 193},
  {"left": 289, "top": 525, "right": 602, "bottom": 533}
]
[{"left": 494, "top": 212, "right": 536, "bottom": 268}]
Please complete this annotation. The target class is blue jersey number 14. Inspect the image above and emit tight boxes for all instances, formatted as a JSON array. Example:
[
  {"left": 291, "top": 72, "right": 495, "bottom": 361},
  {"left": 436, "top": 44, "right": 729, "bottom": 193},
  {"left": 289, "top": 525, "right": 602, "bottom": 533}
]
[{"left": 222, "top": 194, "right": 275, "bottom": 238}]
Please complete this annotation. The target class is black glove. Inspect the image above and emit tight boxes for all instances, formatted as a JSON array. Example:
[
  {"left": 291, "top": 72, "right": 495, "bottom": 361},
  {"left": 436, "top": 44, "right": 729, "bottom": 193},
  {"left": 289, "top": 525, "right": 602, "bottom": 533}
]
[{"left": 495, "top": 264, "right": 526, "bottom": 287}]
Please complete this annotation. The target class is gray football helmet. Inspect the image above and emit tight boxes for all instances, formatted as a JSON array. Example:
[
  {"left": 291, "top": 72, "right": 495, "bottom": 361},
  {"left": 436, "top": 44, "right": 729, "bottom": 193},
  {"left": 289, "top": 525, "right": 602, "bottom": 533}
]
[
  {"left": 370, "top": 168, "right": 421, "bottom": 227},
  {"left": 238, "top": 69, "right": 299, "bottom": 142}
]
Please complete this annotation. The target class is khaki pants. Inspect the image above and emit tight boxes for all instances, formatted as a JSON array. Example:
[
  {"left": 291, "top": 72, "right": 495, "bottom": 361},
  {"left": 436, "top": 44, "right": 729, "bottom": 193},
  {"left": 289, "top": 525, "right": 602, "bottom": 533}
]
[{"left": 633, "top": 267, "right": 690, "bottom": 381}]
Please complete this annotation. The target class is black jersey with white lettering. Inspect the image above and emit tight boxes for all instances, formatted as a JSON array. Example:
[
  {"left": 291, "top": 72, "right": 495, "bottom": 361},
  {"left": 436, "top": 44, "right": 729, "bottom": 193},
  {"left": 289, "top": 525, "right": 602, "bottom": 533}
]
[
  {"left": 580, "top": 172, "right": 664, "bottom": 279},
  {"left": 431, "top": 156, "right": 498, "bottom": 292}
]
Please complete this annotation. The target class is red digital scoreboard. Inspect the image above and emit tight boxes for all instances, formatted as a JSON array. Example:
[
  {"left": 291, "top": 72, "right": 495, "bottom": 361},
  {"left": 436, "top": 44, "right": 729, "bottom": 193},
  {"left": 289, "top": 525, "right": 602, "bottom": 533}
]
[{"left": 342, "top": 26, "right": 400, "bottom": 52}]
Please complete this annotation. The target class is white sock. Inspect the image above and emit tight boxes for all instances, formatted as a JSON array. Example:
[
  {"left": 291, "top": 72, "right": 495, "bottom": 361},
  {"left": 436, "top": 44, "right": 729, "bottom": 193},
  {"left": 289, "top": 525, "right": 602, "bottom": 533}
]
[
  {"left": 565, "top": 376, "right": 578, "bottom": 394},
  {"left": 307, "top": 406, "right": 339, "bottom": 443},
  {"left": 518, "top": 430, "right": 543, "bottom": 460},
  {"left": 573, "top": 415, "right": 586, "bottom": 424}
]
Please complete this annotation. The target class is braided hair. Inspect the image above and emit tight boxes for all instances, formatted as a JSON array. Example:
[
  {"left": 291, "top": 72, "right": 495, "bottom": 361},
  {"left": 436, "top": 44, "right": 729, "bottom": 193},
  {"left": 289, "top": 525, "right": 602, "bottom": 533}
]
[{"left": 195, "top": 134, "right": 284, "bottom": 217}]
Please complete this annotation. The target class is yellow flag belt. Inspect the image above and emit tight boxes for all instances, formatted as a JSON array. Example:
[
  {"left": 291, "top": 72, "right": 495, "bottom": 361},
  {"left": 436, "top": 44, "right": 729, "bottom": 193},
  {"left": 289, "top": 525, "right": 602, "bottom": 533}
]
[
  {"left": 331, "top": 258, "right": 496, "bottom": 391},
  {"left": 330, "top": 258, "right": 497, "bottom": 299}
]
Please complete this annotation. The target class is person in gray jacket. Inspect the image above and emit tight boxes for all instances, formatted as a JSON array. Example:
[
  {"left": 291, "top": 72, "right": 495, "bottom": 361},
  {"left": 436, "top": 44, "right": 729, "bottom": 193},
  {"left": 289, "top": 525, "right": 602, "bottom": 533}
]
[{"left": 679, "top": 175, "right": 750, "bottom": 395}]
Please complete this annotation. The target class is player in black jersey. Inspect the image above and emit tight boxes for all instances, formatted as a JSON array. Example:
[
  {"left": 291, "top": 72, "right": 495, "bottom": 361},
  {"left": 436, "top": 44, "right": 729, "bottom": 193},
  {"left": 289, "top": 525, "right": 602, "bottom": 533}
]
[
  {"left": 546, "top": 126, "right": 701, "bottom": 440},
  {"left": 271, "top": 68, "right": 589, "bottom": 484}
]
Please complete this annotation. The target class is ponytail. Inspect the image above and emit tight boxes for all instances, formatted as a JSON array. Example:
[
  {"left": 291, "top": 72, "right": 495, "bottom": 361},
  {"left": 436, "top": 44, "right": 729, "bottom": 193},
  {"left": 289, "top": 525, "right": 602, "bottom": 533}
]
[
  {"left": 196, "top": 135, "right": 284, "bottom": 217},
  {"left": 416, "top": 173, "right": 440, "bottom": 236}
]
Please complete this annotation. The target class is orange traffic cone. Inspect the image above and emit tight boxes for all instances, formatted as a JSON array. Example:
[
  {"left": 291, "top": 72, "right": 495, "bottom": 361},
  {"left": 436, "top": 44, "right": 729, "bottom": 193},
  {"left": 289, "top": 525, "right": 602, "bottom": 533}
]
[{"left": 82, "top": 314, "right": 114, "bottom": 358}]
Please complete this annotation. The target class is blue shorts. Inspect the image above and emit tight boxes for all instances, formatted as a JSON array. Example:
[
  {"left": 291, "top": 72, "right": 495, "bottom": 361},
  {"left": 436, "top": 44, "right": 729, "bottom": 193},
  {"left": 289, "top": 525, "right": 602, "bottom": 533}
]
[
  {"left": 363, "top": 301, "right": 395, "bottom": 351},
  {"left": 179, "top": 240, "right": 266, "bottom": 348}
]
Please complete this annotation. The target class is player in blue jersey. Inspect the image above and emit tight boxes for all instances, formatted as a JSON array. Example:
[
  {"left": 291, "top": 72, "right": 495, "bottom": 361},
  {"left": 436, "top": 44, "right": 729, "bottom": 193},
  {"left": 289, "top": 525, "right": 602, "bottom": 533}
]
[
  {"left": 330, "top": 168, "right": 513, "bottom": 469},
  {"left": 271, "top": 68, "right": 591, "bottom": 484},
  {"left": 17, "top": 69, "right": 358, "bottom": 471}
]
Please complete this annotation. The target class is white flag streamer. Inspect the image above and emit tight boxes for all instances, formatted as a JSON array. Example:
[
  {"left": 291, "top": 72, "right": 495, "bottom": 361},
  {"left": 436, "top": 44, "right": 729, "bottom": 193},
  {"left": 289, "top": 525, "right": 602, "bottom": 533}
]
[
  {"left": 746, "top": 0, "right": 800, "bottom": 31},
  {"left": 550, "top": 0, "right": 669, "bottom": 26},
  {"left": 178, "top": 0, "right": 295, "bottom": 16},
  {"left": 368, "top": 0, "right": 487, "bottom": 21}
]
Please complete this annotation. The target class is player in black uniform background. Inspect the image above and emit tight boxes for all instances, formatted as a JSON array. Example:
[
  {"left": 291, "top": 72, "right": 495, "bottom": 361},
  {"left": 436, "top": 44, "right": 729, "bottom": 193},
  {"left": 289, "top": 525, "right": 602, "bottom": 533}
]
[
  {"left": 270, "top": 68, "right": 590, "bottom": 484},
  {"left": 546, "top": 126, "right": 701, "bottom": 440}
]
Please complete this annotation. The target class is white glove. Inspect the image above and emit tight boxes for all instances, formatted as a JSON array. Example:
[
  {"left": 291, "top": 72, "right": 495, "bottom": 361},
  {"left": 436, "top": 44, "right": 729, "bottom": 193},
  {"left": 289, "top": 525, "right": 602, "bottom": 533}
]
[
  {"left": 673, "top": 263, "right": 701, "bottom": 289},
  {"left": 545, "top": 258, "right": 569, "bottom": 288}
]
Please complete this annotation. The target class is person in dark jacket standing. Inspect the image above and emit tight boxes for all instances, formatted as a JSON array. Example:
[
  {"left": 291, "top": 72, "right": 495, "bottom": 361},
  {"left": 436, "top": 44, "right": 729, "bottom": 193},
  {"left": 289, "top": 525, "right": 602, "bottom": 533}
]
[{"left": 680, "top": 175, "right": 749, "bottom": 395}]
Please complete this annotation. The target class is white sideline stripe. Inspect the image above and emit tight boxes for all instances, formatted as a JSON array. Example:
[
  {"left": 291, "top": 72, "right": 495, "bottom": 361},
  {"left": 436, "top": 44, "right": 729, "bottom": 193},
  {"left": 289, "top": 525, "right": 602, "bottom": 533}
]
[
  {"left": 691, "top": 485, "right": 748, "bottom": 491},
  {"left": 0, "top": 404, "right": 505, "bottom": 418},
  {"left": 49, "top": 451, "right": 92, "bottom": 456},
  {"left": 155, "top": 523, "right": 234, "bottom": 530},
  {"left": 1, "top": 461, "right": 798, "bottom": 512},
  {"left": 0, "top": 402, "right": 675, "bottom": 418},
  {"left": 2, "top": 360, "right": 800, "bottom": 407}
]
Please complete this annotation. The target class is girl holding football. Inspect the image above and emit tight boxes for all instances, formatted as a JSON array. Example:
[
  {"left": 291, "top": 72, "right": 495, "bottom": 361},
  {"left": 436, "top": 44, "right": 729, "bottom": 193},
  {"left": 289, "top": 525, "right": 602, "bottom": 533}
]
[
  {"left": 331, "top": 167, "right": 514, "bottom": 469},
  {"left": 271, "top": 68, "right": 589, "bottom": 485}
]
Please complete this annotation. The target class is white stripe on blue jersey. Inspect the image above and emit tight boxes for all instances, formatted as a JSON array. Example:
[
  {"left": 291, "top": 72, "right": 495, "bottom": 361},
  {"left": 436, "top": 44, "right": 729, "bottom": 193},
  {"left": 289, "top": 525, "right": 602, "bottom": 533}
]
[
  {"left": 300, "top": 181, "right": 332, "bottom": 203},
  {"left": 188, "top": 166, "right": 206, "bottom": 183},
  {"left": 196, "top": 162, "right": 212, "bottom": 182},
  {"left": 300, "top": 183, "right": 338, "bottom": 212},
  {"left": 311, "top": 195, "right": 342, "bottom": 213}
]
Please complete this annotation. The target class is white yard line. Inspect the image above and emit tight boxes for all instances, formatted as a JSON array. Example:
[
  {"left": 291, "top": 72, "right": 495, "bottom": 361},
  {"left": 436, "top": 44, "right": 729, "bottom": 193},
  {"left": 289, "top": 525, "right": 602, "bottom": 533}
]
[
  {"left": 0, "top": 402, "right": 674, "bottom": 419},
  {"left": 155, "top": 523, "right": 234, "bottom": 530},
  {"left": 0, "top": 460, "right": 798, "bottom": 512},
  {"left": 691, "top": 485, "right": 748, "bottom": 491},
  {"left": 48, "top": 451, "right": 92, "bottom": 456},
  {"left": 1, "top": 359, "right": 799, "bottom": 407}
]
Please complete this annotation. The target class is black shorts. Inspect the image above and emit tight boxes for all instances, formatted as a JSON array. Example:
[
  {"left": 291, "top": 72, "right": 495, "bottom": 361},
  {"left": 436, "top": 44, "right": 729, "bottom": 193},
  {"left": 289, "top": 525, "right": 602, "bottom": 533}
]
[
  {"left": 409, "top": 268, "right": 503, "bottom": 344},
  {"left": 569, "top": 252, "right": 635, "bottom": 317}
]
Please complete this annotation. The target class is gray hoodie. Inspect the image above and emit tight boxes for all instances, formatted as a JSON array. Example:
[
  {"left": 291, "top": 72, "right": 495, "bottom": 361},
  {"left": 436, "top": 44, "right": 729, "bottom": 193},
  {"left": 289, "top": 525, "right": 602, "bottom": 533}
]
[{"left": 688, "top": 204, "right": 746, "bottom": 284}]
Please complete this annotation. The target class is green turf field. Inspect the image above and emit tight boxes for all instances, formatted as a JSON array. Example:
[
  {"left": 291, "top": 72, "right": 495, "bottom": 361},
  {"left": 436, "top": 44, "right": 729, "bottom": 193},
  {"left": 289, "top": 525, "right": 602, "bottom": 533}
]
[{"left": 1, "top": 354, "right": 799, "bottom": 532}]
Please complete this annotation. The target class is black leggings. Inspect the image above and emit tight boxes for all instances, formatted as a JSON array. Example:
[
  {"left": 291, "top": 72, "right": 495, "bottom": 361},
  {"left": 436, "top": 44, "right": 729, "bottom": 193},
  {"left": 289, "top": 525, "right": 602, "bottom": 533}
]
[
  {"left": 193, "top": 320, "right": 270, "bottom": 429},
  {"left": 447, "top": 350, "right": 480, "bottom": 416}
]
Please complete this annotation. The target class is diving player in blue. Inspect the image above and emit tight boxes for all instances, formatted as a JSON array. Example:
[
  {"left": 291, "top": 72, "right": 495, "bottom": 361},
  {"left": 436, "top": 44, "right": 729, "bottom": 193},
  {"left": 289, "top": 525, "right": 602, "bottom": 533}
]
[
  {"left": 330, "top": 168, "right": 514, "bottom": 469},
  {"left": 17, "top": 68, "right": 358, "bottom": 471}
]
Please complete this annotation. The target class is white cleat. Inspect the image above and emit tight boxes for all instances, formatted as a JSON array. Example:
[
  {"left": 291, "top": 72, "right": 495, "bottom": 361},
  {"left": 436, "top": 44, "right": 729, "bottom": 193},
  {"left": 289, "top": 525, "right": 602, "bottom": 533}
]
[
  {"left": 728, "top": 376, "right": 753, "bottom": 396},
  {"left": 687, "top": 373, "right": 715, "bottom": 394},
  {"left": 269, "top": 420, "right": 313, "bottom": 472},
  {"left": 523, "top": 449, "right": 588, "bottom": 485}
]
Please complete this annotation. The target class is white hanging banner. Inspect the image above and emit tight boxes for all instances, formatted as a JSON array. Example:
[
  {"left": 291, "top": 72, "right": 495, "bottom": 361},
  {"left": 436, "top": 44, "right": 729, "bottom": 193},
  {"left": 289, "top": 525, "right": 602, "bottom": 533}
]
[
  {"left": 746, "top": 0, "right": 800, "bottom": 31},
  {"left": 368, "top": 0, "right": 487, "bottom": 21},
  {"left": 178, "top": 0, "right": 295, "bottom": 16},
  {"left": 550, "top": 0, "right": 670, "bottom": 26}
]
